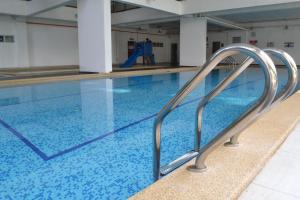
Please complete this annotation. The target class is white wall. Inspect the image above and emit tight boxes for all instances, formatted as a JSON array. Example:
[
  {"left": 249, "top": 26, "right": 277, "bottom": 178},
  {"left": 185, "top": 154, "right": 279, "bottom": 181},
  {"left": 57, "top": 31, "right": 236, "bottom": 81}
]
[
  {"left": 207, "top": 19, "right": 300, "bottom": 65},
  {"left": 0, "top": 16, "right": 29, "bottom": 68},
  {"left": 0, "top": 16, "right": 78, "bottom": 68},
  {"left": 207, "top": 30, "right": 248, "bottom": 58},
  {"left": 0, "top": 16, "right": 17, "bottom": 68},
  {"left": 0, "top": 15, "right": 179, "bottom": 68},
  {"left": 247, "top": 21, "right": 300, "bottom": 64},
  {"left": 27, "top": 23, "right": 78, "bottom": 67},
  {"left": 2, "top": 13, "right": 300, "bottom": 69}
]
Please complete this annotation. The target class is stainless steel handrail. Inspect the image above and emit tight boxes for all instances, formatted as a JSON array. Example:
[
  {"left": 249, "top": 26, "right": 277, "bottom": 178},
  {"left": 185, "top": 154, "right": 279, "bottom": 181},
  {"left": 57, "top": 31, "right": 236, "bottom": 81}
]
[
  {"left": 223, "top": 56, "right": 238, "bottom": 70},
  {"left": 153, "top": 44, "right": 278, "bottom": 181},
  {"left": 187, "top": 47, "right": 278, "bottom": 172},
  {"left": 264, "top": 49, "right": 298, "bottom": 103},
  {"left": 226, "top": 48, "right": 298, "bottom": 146},
  {"left": 189, "top": 48, "right": 300, "bottom": 171}
]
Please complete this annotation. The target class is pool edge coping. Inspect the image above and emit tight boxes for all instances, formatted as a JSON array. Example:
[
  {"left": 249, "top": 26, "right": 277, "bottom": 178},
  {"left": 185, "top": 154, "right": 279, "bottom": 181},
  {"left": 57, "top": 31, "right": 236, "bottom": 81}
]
[
  {"left": 131, "top": 93, "right": 300, "bottom": 200},
  {"left": 0, "top": 67, "right": 199, "bottom": 88}
]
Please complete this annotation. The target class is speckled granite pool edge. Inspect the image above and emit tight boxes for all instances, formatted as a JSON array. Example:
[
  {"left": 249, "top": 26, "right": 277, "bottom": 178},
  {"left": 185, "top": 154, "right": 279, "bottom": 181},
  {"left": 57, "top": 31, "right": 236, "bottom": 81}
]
[
  {"left": 131, "top": 93, "right": 300, "bottom": 200},
  {"left": 0, "top": 67, "right": 198, "bottom": 88}
]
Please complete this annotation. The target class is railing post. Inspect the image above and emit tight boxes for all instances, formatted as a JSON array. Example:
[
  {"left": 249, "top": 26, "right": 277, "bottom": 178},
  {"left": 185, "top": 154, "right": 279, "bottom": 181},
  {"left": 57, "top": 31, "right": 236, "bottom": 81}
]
[
  {"left": 224, "top": 135, "right": 239, "bottom": 147},
  {"left": 153, "top": 44, "right": 281, "bottom": 179},
  {"left": 153, "top": 120, "right": 162, "bottom": 181},
  {"left": 187, "top": 45, "right": 277, "bottom": 173},
  {"left": 195, "top": 108, "right": 203, "bottom": 152},
  {"left": 224, "top": 48, "right": 298, "bottom": 148}
]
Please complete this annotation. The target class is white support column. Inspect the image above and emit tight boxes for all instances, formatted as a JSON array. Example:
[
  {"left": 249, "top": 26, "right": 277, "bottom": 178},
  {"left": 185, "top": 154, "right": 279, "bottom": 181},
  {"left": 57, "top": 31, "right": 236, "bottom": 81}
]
[
  {"left": 180, "top": 16, "right": 207, "bottom": 67},
  {"left": 77, "top": 0, "right": 112, "bottom": 73}
]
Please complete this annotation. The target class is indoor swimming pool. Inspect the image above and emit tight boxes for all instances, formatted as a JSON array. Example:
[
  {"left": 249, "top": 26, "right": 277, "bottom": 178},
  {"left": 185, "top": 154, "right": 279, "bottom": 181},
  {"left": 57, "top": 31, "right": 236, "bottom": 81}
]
[{"left": 0, "top": 68, "right": 296, "bottom": 199}]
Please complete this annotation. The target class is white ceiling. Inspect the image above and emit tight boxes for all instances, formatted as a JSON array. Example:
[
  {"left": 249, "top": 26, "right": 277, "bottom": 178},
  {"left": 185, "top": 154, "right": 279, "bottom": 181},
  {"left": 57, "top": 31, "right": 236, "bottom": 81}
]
[
  {"left": 7, "top": 0, "right": 300, "bottom": 30},
  {"left": 65, "top": 0, "right": 140, "bottom": 13}
]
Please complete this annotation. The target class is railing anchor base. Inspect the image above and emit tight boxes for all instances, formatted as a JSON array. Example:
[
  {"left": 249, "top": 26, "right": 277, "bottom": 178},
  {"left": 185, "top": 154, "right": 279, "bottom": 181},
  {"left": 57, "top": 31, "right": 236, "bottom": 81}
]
[
  {"left": 187, "top": 165, "right": 207, "bottom": 173},
  {"left": 224, "top": 141, "right": 239, "bottom": 147}
]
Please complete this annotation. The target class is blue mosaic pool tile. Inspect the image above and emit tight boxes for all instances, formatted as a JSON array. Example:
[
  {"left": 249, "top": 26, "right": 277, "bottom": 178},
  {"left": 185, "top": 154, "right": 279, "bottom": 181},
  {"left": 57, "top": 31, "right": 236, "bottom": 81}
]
[{"left": 0, "top": 68, "right": 295, "bottom": 199}]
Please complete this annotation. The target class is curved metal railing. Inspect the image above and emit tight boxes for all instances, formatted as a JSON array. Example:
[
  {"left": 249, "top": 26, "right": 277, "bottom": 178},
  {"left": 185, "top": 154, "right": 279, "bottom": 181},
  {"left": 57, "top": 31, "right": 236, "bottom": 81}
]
[
  {"left": 223, "top": 56, "right": 238, "bottom": 70},
  {"left": 222, "top": 55, "right": 248, "bottom": 71},
  {"left": 153, "top": 44, "right": 298, "bottom": 181},
  {"left": 261, "top": 49, "right": 298, "bottom": 103},
  {"left": 226, "top": 48, "right": 298, "bottom": 146},
  {"left": 153, "top": 44, "right": 278, "bottom": 180},
  {"left": 189, "top": 49, "right": 298, "bottom": 171}
]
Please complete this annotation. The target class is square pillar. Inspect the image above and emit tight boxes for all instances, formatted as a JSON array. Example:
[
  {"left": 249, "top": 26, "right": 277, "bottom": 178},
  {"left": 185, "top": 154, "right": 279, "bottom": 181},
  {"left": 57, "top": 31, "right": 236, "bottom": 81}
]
[
  {"left": 77, "top": 0, "right": 112, "bottom": 73},
  {"left": 180, "top": 16, "right": 207, "bottom": 66}
]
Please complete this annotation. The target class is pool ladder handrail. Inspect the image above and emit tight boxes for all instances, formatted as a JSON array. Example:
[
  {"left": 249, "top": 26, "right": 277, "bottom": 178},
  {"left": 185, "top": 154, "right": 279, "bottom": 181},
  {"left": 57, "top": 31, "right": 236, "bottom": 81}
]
[
  {"left": 191, "top": 48, "right": 298, "bottom": 171},
  {"left": 153, "top": 44, "right": 298, "bottom": 181},
  {"left": 227, "top": 48, "right": 298, "bottom": 146},
  {"left": 153, "top": 44, "right": 278, "bottom": 180}
]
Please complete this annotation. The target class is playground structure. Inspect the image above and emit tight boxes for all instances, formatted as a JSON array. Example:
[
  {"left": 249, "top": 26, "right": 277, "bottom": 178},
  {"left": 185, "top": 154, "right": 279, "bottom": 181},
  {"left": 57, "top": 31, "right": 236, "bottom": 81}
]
[{"left": 120, "top": 41, "right": 155, "bottom": 68}]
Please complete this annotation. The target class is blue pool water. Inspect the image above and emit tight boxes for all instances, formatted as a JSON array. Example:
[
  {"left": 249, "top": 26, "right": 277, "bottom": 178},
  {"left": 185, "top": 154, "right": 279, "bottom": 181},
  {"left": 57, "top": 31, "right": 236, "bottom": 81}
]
[{"left": 0, "top": 68, "right": 296, "bottom": 199}]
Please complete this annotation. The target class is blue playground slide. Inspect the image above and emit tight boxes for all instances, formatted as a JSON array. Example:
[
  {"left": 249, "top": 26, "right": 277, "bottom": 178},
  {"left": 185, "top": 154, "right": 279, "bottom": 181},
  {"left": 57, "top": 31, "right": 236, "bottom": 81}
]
[{"left": 120, "top": 42, "right": 155, "bottom": 68}]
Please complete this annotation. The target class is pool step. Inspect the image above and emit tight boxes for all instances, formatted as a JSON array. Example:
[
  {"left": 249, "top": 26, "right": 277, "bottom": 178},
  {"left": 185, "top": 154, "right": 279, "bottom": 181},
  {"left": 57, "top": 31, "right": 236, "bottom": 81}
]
[{"left": 160, "top": 150, "right": 199, "bottom": 176}]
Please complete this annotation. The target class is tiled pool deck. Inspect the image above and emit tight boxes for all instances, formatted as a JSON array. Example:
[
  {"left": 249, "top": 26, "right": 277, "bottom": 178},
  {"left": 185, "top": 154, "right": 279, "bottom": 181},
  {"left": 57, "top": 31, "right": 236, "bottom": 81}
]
[{"left": 240, "top": 123, "right": 300, "bottom": 200}]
